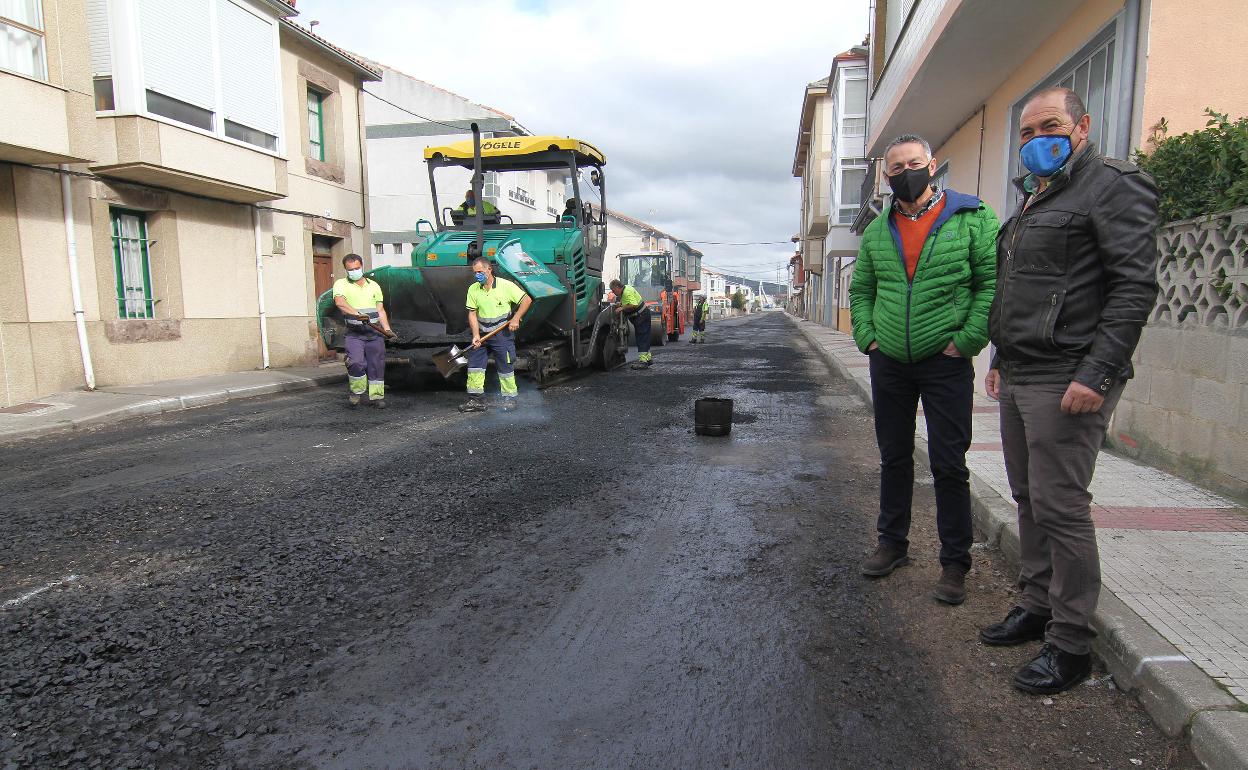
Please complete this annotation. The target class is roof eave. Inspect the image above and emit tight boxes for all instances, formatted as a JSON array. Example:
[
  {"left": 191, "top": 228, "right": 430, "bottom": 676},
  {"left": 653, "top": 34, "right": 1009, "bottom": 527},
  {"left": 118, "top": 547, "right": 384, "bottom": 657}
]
[
  {"left": 281, "top": 22, "right": 381, "bottom": 81},
  {"left": 260, "top": 0, "right": 297, "bottom": 17}
]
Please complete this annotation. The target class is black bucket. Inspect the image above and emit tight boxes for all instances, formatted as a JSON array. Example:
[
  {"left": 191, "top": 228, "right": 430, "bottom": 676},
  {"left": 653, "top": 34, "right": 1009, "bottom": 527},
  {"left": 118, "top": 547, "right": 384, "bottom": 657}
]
[{"left": 695, "top": 398, "right": 733, "bottom": 437}]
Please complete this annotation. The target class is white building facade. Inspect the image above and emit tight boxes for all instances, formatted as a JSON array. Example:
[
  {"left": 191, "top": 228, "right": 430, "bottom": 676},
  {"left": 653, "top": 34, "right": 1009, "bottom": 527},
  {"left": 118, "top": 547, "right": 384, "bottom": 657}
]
[
  {"left": 362, "top": 63, "right": 568, "bottom": 267},
  {"left": 824, "top": 47, "right": 869, "bottom": 332}
]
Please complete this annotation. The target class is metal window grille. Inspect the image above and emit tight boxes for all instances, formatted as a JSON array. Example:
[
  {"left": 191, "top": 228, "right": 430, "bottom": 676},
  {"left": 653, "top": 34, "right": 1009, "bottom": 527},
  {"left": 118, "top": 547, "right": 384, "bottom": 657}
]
[
  {"left": 110, "top": 209, "right": 156, "bottom": 319},
  {"left": 1008, "top": 22, "right": 1120, "bottom": 202},
  {"left": 841, "top": 117, "right": 866, "bottom": 137},
  {"left": 307, "top": 88, "right": 325, "bottom": 161}
]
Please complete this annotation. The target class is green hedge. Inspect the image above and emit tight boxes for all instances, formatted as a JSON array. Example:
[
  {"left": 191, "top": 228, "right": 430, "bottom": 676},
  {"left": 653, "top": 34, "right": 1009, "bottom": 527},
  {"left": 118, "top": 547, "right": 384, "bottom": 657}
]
[{"left": 1134, "top": 110, "right": 1248, "bottom": 223}]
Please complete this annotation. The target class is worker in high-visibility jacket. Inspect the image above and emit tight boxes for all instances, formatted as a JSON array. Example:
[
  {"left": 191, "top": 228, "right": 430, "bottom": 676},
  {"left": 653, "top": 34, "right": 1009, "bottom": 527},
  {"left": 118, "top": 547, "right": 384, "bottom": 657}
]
[
  {"left": 333, "top": 253, "right": 396, "bottom": 408},
  {"left": 691, "top": 293, "right": 710, "bottom": 343},
  {"left": 609, "top": 279, "right": 652, "bottom": 370},
  {"left": 460, "top": 256, "right": 532, "bottom": 413},
  {"left": 456, "top": 189, "right": 500, "bottom": 222}
]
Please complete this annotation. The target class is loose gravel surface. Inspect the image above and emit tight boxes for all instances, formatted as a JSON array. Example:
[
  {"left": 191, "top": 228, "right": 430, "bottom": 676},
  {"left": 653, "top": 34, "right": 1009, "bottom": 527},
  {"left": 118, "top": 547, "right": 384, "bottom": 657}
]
[{"left": 1, "top": 313, "right": 1193, "bottom": 769}]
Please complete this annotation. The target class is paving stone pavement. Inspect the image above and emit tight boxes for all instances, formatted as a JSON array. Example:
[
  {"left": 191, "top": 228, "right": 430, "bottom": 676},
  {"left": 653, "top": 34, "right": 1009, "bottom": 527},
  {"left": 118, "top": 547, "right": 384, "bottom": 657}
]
[{"left": 792, "top": 318, "right": 1248, "bottom": 708}]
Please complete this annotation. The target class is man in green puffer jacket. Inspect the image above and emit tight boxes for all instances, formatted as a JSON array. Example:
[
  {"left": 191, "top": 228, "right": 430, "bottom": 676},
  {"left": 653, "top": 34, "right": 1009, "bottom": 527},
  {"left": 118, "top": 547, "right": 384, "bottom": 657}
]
[{"left": 849, "top": 133, "right": 998, "bottom": 606}]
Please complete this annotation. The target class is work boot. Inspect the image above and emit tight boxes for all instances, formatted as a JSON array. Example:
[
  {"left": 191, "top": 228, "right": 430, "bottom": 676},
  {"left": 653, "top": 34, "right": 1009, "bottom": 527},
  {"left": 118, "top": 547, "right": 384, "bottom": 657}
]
[
  {"left": 348, "top": 393, "right": 362, "bottom": 408},
  {"left": 861, "top": 543, "right": 909, "bottom": 577},
  {"left": 458, "top": 397, "right": 488, "bottom": 413},
  {"left": 979, "top": 605, "right": 1050, "bottom": 646},
  {"left": 499, "top": 398, "right": 517, "bottom": 412},
  {"left": 371, "top": 398, "right": 387, "bottom": 410},
  {"left": 933, "top": 565, "right": 967, "bottom": 605},
  {"left": 1013, "top": 643, "right": 1092, "bottom": 694}
]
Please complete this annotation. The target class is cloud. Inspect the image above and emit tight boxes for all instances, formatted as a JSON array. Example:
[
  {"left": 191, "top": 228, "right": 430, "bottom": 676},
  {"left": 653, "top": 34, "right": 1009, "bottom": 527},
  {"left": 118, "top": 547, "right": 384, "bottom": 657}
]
[{"left": 294, "top": 0, "right": 868, "bottom": 275}]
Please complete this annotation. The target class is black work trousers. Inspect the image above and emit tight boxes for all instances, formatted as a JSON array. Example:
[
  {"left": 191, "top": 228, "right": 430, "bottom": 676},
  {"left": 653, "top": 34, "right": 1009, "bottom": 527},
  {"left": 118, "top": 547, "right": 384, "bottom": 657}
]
[{"left": 868, "top": 348, "right": 974, "bottom": 570}]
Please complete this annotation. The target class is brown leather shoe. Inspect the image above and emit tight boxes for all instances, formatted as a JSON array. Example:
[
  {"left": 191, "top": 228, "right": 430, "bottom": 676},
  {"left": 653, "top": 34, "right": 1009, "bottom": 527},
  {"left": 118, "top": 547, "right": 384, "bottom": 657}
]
[
  {"left": 861, "top": 544, "right": 910, "bottom": 577},
  {"left": 933, "top": 565, "right": 967, "bottom": 605}
]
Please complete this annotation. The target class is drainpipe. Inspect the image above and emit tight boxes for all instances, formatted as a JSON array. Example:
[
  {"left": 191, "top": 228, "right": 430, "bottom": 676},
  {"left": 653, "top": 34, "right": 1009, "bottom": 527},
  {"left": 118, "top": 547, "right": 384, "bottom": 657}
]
[
  {"left": 1115, "top": 0, "right": 1142, "bottom": 156},
  {"left": 252, "top": 206, "right": 271, "bottom": 370},
  {"left": 59, "top": 165, "right": 95, "bottom": 390}
]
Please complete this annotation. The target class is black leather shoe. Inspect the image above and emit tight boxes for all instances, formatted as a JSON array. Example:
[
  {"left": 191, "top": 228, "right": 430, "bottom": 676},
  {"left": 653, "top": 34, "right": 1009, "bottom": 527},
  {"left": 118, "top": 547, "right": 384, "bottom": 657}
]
[
  {"left": 979, "top": 605, "right": 1050, "bottom": 646},
  {"left": 1013, "top": 643, "right": 1092, "bottom": 694}
]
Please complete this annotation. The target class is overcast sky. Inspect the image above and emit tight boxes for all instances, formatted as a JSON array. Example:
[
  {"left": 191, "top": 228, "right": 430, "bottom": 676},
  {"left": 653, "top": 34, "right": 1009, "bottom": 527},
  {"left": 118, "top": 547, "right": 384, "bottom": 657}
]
[{"left": 294, "top": 0, "right": 868, "bottom": 280}]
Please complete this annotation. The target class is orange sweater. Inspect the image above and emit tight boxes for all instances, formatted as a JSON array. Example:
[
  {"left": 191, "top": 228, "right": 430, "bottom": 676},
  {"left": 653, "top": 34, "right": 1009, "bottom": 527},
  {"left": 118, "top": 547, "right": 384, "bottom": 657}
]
[{"left": 894, "top": 196, "right": 947, "bottom": 281}]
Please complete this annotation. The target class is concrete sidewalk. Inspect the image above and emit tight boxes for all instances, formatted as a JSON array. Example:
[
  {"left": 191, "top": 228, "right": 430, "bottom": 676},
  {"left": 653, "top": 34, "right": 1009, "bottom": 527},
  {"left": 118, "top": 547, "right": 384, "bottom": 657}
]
[
  {"left": 0, "top": 363, "right": 345, "bottom": 443},
  {"left": 789, "top": 314, "right": 1248, "bottom": 770}
]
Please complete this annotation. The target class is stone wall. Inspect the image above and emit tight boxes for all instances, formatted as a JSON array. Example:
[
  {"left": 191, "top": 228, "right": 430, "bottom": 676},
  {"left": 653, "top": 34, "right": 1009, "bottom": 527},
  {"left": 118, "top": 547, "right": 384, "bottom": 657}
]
[{"left": 1109, "top": 207, "right": 1248, "bottom": 501}]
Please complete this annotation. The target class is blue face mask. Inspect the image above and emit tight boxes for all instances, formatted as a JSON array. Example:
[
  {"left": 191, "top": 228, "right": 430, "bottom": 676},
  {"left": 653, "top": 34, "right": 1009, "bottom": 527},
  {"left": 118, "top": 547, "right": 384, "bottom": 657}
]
[
  {"left": 474, "top": 271, "right": 487, "bottom": 284},
  {"left": 1020, "top": 131, "right": 1074, "bottom": 177}
]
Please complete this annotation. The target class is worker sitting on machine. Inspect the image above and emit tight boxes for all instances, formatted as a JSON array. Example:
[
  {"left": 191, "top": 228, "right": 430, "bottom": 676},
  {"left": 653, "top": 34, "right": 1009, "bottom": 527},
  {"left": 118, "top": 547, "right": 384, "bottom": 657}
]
[
  {"left": 609, "top": 278, "right": 652, "bottom": 371},
  {"left": 691, "top": 293, "right": 710, "bottom": 343},
  {"left": 460, "top": 256, "right": 533, "bottom": 413},
  {"left": 452, "top": 189, "right": 500, "bottom": 226},
  {"left": 561, "top": 197, "right": 581, "bottom": 224}
]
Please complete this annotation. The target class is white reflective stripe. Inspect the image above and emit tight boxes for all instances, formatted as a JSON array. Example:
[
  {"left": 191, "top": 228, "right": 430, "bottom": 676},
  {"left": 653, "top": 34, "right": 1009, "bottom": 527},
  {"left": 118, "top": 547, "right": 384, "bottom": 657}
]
[
  {"left": 368, "top": 380, "right": 384, "bottom": 385},
  {"left": 467, "top": 368, "right": 486, "bottom": 374}
]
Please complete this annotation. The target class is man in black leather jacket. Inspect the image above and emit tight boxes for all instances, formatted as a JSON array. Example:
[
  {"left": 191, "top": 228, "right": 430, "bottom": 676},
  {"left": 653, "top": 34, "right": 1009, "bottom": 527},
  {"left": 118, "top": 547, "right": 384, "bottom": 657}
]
[{"left": 979, "top": 87, "right": 1159, "bottom": 695}]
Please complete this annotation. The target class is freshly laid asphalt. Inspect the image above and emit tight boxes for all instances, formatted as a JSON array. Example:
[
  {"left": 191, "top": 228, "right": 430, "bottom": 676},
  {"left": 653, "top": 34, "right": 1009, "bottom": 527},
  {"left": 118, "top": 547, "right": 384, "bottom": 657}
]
[{"left": 0, "top": 313, "right": 1194, "bottom": 769}]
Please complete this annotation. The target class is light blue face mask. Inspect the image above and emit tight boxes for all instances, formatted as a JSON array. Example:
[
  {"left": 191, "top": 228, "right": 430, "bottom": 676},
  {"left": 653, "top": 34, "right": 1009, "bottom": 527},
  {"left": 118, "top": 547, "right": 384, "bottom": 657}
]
[
  {"left": 474, "top": 271, "right": 487, "bottom": 284},
  {"left": 346, "top": 268, "right": 364, "bottom": 281},
  {"left": 1020, "top": 131, "right": 1074, "bottom": 177}
]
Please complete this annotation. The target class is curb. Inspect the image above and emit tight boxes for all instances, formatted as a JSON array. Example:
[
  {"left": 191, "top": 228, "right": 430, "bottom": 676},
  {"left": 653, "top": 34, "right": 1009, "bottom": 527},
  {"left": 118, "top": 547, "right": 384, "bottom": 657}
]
[
  {"left": 786, "top": 313, "right": 1247, "bottom": 770},
  {"left": 0, "top": 370, "right": 345, "bottom": 445}
]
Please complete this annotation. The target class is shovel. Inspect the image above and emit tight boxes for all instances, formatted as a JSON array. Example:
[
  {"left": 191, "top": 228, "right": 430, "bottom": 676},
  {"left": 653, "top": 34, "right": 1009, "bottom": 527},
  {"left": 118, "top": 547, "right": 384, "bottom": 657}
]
[{"left": 431, "top": 324, "right": 509, "bottom": 379}]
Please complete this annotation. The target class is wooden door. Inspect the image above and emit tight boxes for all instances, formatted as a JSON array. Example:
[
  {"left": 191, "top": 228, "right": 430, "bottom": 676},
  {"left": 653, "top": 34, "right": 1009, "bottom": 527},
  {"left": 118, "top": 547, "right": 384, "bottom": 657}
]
[{"left": 312, "top": 236, "right": 338, "bottom": 360}]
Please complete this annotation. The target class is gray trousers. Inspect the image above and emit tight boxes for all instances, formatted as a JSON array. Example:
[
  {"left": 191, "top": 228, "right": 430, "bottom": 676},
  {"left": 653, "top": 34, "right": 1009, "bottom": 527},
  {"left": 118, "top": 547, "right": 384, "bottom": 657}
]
[{"left": 999, "top": 376, "right": 1123, "bottom": 655}]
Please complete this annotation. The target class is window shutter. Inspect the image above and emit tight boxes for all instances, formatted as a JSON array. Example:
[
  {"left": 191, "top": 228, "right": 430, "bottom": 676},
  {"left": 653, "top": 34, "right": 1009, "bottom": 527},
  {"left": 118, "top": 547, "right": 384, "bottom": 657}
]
[
  {"left": 217, "top": 0, "right": 280, "bottom": 136},
  {"left": 86, "top": 0, "right": 111, "bottom": 76},
  {"left": 138, "top": 0, "right": 215, "bottom": 111}
]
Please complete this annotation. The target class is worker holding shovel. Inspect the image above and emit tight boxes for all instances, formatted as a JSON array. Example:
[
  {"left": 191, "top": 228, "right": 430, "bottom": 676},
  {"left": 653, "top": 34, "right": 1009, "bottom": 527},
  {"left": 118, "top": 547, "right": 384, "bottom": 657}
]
[
  {"left": 459, "top": 256, "right": 532, "bottom": 413},
  {"left": 333, "top": 253, "right": 396, "bottom": 409}
]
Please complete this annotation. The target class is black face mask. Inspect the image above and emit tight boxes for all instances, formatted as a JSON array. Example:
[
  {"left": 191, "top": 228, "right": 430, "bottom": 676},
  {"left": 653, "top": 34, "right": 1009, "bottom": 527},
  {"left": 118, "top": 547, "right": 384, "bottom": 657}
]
[{"left": 887, "top": 165, "right": 932, "bottom": 203}]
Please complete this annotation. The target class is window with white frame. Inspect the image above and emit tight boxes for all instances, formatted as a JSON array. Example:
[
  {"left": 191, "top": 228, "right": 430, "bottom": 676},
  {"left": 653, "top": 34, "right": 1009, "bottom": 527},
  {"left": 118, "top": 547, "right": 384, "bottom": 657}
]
[
  {"left": 110, "top": 208, "right": 156, "bottom": 319},
  {"left": 87, "top": 0, "right": 114, "bottom": 109},
  {"left": 842, "top": 78, "right": 867, "bottom": 114},
  {"left": 0, "top": 0, "right": 46, "bottom": 80},
  {"left": 90, "top": 0, "right": 283, "bottom": 152},
  {"left": 838, "top": 163, "right": 868, "bottom": 225},
  {"left": 392, "top": 243, "right": 403, "bottom": 255},
  {"left": 373, "top": 243, "right": 384, "bottom": 256},
  {"left": 1008, "top": 21, "right": 1121, "bottom": 198},
  {"left": 482, "top": 171, "right": 500, "bottom": 204},
  {"left": 931, "top": 161, "right": 950, "bottom": 191},
  {"left": 841, "top": 117, "right": 866, "bottom": 137}
]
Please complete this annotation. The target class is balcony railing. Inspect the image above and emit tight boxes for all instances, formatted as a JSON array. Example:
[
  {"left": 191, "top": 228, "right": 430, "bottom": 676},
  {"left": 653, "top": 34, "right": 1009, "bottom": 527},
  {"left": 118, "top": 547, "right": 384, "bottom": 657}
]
[{"left": 850, "top": 158, "right": 888, "bottom": 234}]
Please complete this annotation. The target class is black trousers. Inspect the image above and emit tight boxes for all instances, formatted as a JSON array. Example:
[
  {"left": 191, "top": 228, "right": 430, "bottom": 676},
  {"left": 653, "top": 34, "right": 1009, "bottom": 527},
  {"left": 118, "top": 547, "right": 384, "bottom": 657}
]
[{"left": 868, "top": 348, "right": 974, "bottom": 570}]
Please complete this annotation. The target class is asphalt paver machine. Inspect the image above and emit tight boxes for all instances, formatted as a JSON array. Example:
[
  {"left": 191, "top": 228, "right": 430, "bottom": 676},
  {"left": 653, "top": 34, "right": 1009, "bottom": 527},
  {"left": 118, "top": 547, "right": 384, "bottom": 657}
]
[{"left": 317, "top": 128, "right": 628, "bottom": 386}]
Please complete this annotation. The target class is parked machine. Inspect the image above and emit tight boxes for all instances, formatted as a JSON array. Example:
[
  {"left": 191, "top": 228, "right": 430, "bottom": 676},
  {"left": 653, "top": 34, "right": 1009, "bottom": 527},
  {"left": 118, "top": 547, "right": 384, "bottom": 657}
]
[
  {"left": 617, "top": 251, "right": 685, "bottom": 346},
  {"left": 316, "top": 130, "right": 629, "bottom": 386}
]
